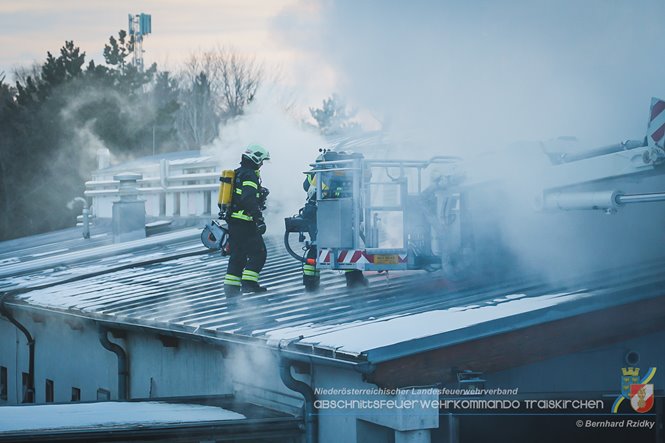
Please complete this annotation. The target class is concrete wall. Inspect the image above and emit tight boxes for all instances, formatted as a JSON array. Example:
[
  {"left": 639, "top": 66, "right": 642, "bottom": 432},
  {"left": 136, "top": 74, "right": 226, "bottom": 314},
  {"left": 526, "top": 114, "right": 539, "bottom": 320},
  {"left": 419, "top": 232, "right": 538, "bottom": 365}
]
[{"left": 313, "top": 365, "right": 438, "bottom": 443}]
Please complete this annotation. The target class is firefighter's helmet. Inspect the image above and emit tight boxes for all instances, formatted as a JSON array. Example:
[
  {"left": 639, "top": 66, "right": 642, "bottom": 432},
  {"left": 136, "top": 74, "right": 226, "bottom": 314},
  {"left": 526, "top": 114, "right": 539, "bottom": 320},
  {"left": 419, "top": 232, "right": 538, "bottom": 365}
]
[{"left": 242, "top": 144, "right": 270, "bottom": 165}]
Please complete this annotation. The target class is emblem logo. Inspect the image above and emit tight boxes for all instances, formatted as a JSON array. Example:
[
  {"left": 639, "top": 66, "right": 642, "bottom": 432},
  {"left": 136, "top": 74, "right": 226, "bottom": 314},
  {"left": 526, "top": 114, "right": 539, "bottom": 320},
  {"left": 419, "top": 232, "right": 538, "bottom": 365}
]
[
  {"left": 611, "top": 367, "right": 657, "bottom": 413},
  {"left": 630, "top": 384, "right": 654, "bottom": 413},
  {"left": 621, "top": 367, "right": 640, "bottom": 399}
]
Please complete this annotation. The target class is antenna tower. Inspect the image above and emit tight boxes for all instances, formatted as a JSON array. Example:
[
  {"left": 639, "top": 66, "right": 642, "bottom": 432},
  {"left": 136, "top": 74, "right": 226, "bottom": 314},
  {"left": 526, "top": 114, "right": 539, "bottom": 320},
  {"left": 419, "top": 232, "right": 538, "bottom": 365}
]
[{"left": 128, "top": 13, "right": 152, "bottom": 71}]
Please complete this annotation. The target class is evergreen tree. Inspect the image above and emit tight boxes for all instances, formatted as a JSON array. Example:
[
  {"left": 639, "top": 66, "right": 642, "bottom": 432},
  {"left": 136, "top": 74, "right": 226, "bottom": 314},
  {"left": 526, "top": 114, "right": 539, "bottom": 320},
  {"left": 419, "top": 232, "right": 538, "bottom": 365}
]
[
  {"left": 0, "top": 35, "right": 182, "bottom": 240},
  {"left": 151, "top": 71, "right": 181, "bottom": 153},
  {"left": 0, "top": 74, "right": 18, "bottom": 237},
  {"left": 309, "top": 94, "right": 360, "bottom": 136}
]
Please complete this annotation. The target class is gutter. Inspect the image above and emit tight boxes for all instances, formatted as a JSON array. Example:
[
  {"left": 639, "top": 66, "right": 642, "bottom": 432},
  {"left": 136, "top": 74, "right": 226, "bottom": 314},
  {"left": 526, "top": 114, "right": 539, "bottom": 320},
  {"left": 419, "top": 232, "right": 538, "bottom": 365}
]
[
  {"left": 99, "top": 328, "right": 129, "bottom": 400},
  {"left": 280, "top": 359, "right": 317, "bottom": 443},
  {"left": 0, "top": 295, "right": 35, "bottom": 403},
  {"left": 3, "top": 300, "right": 376, "bottom": 376}
]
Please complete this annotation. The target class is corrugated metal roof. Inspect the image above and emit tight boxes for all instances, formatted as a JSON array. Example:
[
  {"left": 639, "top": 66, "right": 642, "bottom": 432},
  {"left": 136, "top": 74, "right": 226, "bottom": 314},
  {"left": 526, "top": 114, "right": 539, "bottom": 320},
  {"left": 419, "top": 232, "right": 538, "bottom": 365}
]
[{"left": 2, "top": 227, "right": 664, "bottom": 365}]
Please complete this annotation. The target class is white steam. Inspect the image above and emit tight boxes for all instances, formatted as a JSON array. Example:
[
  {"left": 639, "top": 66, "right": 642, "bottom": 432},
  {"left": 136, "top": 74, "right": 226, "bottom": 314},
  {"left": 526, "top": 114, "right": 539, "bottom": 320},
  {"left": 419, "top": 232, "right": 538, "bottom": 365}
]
[
  {"left": 273, "top": 0, "right": 665, "bottom": 156},
  {"left": 59, "top": 87, "right": 154, "bottom": 175},
  {"left": 202, "top": 84, "right": 327, "bottom": 235},
  {"left": 268, "top": 1, "right": 665, "bottom": 283}
]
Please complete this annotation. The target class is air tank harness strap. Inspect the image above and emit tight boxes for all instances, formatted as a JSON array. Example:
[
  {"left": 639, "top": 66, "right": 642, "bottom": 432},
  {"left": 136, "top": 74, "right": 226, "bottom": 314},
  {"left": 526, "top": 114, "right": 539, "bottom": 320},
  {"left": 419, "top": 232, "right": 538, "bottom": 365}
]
[{"left": 231, "top": 210, "right": 253, "bottom": 221}]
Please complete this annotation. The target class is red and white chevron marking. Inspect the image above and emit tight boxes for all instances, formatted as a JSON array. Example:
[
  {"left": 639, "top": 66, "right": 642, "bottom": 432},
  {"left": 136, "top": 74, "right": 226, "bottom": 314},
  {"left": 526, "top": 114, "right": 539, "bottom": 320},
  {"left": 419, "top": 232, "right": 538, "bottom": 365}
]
[
  {"left": 317, "top": 249, "right": 331, "bottom": 264},
  {"left": 648, "top": 97, "right": 665, "bottom": 147},
  {"left": 317, "top": 249, "right": 367, "bottom": 264},
  {"left": 317, "top": 249, "right": 408, "bottom": 264}
]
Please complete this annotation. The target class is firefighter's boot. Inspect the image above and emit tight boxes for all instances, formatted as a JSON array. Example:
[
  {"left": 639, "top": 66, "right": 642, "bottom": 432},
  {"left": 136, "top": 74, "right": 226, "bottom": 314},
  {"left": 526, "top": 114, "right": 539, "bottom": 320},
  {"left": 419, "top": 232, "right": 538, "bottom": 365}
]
[
  {"left": 224, "top": 274, "right": 242, "bottom": 297},
  {"left": 224, "top": 284, "right": 241, "bottom": 297},
  {"left": 345, "top": 270, "right": 369, "bottom": 289},
  {"left": 242, "top": 280, "right": 268, "bottom": 293},
  {"left": 303, "top": 274, "right": 320, "bottom": 292}
]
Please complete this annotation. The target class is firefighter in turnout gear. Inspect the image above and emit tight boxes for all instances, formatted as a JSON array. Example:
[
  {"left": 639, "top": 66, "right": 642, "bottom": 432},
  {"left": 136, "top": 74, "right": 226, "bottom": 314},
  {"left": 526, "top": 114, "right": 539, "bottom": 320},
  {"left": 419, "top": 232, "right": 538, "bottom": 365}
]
[
  {"left": 302, "top": 150, "right": 368, "bottom": 291},
  {"left": 223, "top": 144, "right": 271, "bottom": 296}
]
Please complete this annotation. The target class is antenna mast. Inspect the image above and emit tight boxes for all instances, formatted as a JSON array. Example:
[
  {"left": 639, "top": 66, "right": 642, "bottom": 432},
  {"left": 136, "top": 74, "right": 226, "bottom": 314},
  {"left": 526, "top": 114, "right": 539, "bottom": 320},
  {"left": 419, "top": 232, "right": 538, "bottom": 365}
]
[{"left": 128, "top": 13, "right": 152, "bottom": 71}]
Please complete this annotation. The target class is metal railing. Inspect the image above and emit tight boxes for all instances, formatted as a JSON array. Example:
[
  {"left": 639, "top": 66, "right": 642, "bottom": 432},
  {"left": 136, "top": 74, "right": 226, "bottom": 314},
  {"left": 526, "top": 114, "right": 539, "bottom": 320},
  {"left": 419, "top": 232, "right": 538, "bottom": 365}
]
[
  {"left": 84, "top": 158, "right": 222, "bottom": 218},
  {"left": 84, "top": 172, "right": 220, "bottom": 196}
]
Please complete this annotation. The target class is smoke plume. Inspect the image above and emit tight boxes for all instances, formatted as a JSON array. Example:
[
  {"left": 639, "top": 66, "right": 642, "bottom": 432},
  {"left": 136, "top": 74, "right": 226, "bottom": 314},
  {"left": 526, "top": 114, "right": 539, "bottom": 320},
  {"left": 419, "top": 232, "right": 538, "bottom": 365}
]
[{"left": 269, "top": 0, "right": 665, "bottom": 283}]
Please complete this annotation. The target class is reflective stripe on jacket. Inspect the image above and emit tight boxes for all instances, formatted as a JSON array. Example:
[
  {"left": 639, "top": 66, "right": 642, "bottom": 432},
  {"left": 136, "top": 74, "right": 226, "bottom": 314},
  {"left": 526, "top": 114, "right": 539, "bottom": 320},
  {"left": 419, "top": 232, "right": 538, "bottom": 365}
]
[{"left": 230, "top": 166, "right": 262, "bottom": 221}]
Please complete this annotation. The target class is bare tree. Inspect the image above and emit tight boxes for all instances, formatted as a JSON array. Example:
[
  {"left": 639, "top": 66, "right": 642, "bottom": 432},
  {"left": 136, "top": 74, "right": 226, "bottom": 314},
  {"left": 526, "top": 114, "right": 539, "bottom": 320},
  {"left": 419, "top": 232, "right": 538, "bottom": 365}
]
[
  {"left": 176, "top": 47, "right": 264, "bottom": 149},
  {"left": 12, "top": 64, "right": 42, "bottom": 86},
  {"left": 176, "top": 70, "right": 218, "bottom": 149},
  {"left": 212, "top": 47, "right": 262, "bottom": 122}
]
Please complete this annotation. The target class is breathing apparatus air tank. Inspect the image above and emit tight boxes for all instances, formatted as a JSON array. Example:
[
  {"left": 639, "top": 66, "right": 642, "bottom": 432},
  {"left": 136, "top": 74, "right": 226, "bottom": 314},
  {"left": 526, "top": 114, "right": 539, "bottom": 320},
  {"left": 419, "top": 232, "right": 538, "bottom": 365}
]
[
  {"left": 218, "top": 170, "right": 236, "bottom": 207},
  {"left": 200, "top": 169, "right": 235, "bottom": 252}
]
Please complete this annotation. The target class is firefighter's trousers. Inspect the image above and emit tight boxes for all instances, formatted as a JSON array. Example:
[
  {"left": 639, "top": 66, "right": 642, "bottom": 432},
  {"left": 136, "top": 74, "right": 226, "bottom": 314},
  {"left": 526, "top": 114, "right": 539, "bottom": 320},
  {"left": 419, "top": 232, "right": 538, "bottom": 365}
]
[
  {"left": 224, "top": 219, "right": 267, "bottom": 287},
  {"left": 303, "top": 245, "right": 365, "bottom": 289}
]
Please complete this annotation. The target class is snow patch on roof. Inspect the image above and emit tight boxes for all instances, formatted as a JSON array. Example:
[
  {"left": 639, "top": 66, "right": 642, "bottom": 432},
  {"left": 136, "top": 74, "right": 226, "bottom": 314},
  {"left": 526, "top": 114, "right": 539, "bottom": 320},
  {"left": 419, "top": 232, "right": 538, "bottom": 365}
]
[
  {"left": 0, "top": 401, "right": 245, "bottom": 432},
  {"left": 265, "top": 291, "right": 590, "bottom": 354}
]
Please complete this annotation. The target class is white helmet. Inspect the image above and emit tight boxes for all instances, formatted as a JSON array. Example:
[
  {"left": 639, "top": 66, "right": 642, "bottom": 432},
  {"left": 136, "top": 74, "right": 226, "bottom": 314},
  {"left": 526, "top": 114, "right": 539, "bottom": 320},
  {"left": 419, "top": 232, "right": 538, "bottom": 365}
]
[{"left": 242, "top": 144, "right": 270, "bottom": 165}]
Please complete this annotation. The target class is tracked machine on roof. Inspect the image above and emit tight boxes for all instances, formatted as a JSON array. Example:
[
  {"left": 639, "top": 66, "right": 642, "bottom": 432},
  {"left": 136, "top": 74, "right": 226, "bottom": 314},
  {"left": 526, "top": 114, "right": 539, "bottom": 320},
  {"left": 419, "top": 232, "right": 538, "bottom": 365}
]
[
  {"left": 281, "top": 98, "right": 665, "bottom": 287},
  {"left": 200, "top": 99, "right": 665, "bottom": 287}
]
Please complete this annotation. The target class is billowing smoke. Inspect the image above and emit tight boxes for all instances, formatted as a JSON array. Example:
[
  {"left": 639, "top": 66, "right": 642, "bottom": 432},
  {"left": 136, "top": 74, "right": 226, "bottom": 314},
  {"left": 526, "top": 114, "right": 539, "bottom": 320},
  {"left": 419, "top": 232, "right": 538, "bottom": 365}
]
[
  {"left": 58, "top": 88, "right": 140, "bottom": 177},
  {"left": 274, "top": 0, "right": 665, "bottom": 154},
  {"left": 269, "top": 1, "right": 665, "bottom": 283},
  {"left": 201, "top": 83, "right": 327, "bottom": 236}
]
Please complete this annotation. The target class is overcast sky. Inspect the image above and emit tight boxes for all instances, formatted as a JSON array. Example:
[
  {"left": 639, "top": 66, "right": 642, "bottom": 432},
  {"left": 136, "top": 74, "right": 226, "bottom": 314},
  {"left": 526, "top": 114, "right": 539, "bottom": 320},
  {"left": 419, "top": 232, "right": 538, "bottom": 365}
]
[
  {"left": 273, "top": 0, "right": 665, "bottom": 153},
  {"left": 2, "top": 1, "right": 665, "bottom": 152},
  {"left": 0, "top": 1, "right": 309, "bottom": 90}
]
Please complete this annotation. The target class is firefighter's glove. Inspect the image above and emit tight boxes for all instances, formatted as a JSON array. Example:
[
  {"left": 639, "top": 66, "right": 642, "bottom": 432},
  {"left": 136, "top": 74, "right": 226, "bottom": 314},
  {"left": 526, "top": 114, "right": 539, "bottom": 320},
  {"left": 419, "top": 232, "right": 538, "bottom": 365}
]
[
  {"left": 258, "top": 187, "right": 270, "bottom": 210},
  {"left": 256, "top": 217, "right": 267, "bottom": 235}
]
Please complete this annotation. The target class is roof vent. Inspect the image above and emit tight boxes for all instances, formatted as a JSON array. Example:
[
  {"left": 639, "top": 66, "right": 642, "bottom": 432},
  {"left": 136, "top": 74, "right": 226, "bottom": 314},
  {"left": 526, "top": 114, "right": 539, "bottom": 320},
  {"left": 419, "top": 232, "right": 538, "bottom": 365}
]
[{"left": 112, "top": 172, "right": 146, "bottom": 243}]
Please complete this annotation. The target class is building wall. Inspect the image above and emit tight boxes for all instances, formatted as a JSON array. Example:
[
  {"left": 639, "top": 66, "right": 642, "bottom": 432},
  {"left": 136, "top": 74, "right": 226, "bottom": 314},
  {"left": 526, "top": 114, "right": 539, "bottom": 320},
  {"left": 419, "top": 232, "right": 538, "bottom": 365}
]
[
  {"left": 0, "top": 313, "right": 116, "bottom": 404},
  {"left": 313, "top": 365, "right": 438, "bottom": 443},
  {"left": 0, "top": 310, "right": 235, "bottom": 405},
  {"left": 310, "top": 331, "right": 665, "bottom": 442},
  {"left": 433, "top": 331, "right": 665, "bottom": 442},
  {"left": 0, "top": 317, "right": 23, "bottom": 404},
  {"left": 5, "top": 307, "right": 661, "bottom": 441},
  {"left": 228, "top": 347, "right": 306, "bottom": 416},
  {"left": 486, "top": 330, "right": 665, "bottom": 394},
  {"left": 127, "top": 333, "right": 231, "bottom": 398}
]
